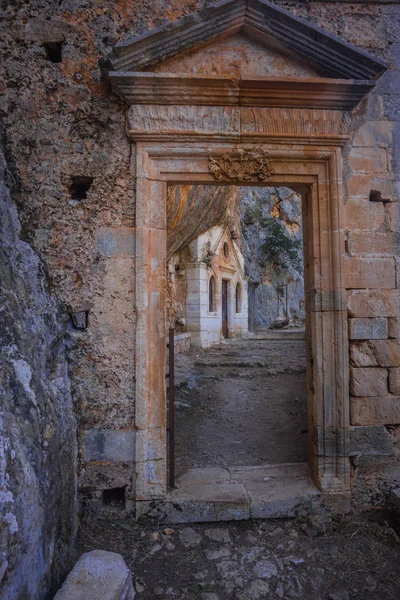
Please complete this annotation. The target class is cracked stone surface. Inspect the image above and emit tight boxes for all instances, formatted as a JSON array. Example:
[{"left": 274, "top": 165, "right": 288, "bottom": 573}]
[{"left": 78, "top": 510, "right": 400, "bottom": 600}]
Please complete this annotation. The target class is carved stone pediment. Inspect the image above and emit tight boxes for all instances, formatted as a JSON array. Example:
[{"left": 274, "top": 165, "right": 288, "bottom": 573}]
[
  {"left": 101, "top": 0, "right": 387, "bottom": 111},
  {"left": 209, "top": 147, "right": 274, "bottom": 182},
  {"left": 103, "top": 0, "right": 386, "bottom": 80}
]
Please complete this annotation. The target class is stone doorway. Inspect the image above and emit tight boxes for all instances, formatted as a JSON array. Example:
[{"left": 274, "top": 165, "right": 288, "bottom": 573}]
[
  {"left": 221, "top": 280, "right": 229, "bottom": 339},
  {"left": 133, "top": 141, "right": 349, "bottom": 516}
]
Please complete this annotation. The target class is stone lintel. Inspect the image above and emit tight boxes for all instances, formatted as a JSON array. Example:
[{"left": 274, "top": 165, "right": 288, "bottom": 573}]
[{"left": 127, "top": 105, "right": 350, "bottom": 143}]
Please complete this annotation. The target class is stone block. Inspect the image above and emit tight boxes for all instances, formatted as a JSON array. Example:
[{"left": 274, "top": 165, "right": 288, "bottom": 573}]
[
  {"left": 158, "top": 482, "right": 250, "bottom": 523},
  {"left": 348, "top": 147, "right": 387, "bottom": 174},
  {"left": 350, "top": 367, "right": 387, "bottom": 397},
  {"left": 347, "top": 290, "right": 399, "bottom": 318},
  {"left": 53, "top": 550, "right": 135, "bottom": 600},
  {"left": 345, "top": 257, "right": 396, "bottom": 289},
  {"left": 351, "top": 396, "right": 400, "bottom": 425},
  {"left": 348, "top": 318, "right": 387, "bottom": 340},
  {"left": 386, "top": 202, "right": 400, "bottom": 233},
  {"left": 348, "top": 231, "right": 394, "bottom": 257},
  {"left": 83, "top": 430, "right": 135, "bottom": 462},
  {"left": 347, "top": 174, "right": 393, "bottom": 201},
  {"left": 80, "top": 462, "right": 133, "bottom": 490},
  {"left": 344, "top": 200, "right": 385, "bottom": 231},
  {"left": 388, "top": 318, "right": 400, "bottom": 339},
  {"left": 349, "top": 425, "right": 394, "bottom": 456},
  {"left": 351, "top": 454, "right": 400, "bottom": 508},
  {"left": 96, "top": 227, "right": 136, "bottom": 257},
  {"left": 352, "top": 121, "right": 392, "bottom": 148},
  {"left": 350, "top": 339, "right": 400, "bottom": 367},
  {"left": 389, "top": 368, "right": 400, "bottom": 395}
]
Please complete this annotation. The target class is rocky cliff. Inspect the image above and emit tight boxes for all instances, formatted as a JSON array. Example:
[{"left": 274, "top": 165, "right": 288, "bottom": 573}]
[
  {"left": 240, "top": 186, "right": 305, "bottom": 329},
  {"left": 0, "top": 130, "right": 77, "bottom": 600}
]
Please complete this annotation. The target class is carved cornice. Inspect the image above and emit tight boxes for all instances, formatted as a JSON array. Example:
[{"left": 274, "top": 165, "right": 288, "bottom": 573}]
[
  {"left": 209, "top": 146, "right": 274, "bottom": 181},
  {"left": 127, "top": 105, "right": 350, "bottom": 144},
  {"left": 109, "top": 73, "right": 374, "bottom": 110},
  {"left": 102, "top": 0, "right": 387, "bottom": 81}
]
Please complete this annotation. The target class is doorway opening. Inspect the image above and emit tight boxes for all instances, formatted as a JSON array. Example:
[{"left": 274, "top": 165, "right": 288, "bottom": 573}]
[{"left": 166, "top": 184, "right": 308, "bottom": 481}]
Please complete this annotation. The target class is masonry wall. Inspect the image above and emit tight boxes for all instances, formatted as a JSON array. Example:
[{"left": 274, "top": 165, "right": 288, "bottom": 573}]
[{"left": 0, "top": 0, "right": 399, "bottom": 542}]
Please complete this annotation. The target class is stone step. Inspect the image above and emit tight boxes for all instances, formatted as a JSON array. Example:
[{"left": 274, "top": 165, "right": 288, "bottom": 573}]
[
  {"left": 247, "top": 329, "right": 306, "bottom": 340},
  {"left": 137, "top": 463, "right": 325, "bottom": 523}
]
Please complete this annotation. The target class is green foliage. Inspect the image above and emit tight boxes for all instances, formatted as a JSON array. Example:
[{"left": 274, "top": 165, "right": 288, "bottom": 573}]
[
  {"left": 260, "top": 217, "right": 302, "bottom": 272},
  {"left": 243, "top": 205, "right": 262, "bottom": 226}
]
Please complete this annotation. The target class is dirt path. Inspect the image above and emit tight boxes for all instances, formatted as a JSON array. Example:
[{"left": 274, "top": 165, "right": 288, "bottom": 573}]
[{"left": 174, "top": 339, "right": 308, "bottom": 473}]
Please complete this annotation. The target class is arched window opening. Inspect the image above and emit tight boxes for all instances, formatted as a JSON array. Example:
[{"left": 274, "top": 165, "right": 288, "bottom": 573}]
[
  {"left": 235, "top": 282, "right": 242, "bottom": 314},
  {"left": 223, "top": 242, "right": 230, "bottom": 260},
  {"left": 209, "top": 276, "right": 216, "bottom": 313}
]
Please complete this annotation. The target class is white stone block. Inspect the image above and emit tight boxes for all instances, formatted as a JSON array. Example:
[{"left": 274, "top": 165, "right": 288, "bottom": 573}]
[{"left": 54, "top": 550, "right": 135, "bottom": 600}]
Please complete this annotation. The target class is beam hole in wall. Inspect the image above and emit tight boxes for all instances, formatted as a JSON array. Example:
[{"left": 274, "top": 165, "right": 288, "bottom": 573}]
[
  {"left": 223, "top": 242, "right": 230, "bottom": 260},
  {"left": 43, "top": 42, "right": 63, "bottom": 63},
  {"left": 69, "top": 176, "right": 94, "bottom": 200},
  {"left": 102, "top": 486, "right": 126, "bottom": 507}
]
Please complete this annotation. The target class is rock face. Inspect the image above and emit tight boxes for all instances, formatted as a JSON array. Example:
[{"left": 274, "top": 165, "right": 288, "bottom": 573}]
[
  {"left": 240, "top": 187, "right": 304, "bottom": 329},
  {"left": 0, "top": 132, "right": 77, "bottom": 599}
]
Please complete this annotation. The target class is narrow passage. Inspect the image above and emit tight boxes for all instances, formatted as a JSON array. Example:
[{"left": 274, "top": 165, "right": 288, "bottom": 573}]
[{"left": 174, "top": 337, "right": 307, "bottom": 474}]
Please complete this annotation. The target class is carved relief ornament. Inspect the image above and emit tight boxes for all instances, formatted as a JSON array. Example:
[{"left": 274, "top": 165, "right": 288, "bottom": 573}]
[{"left": 209, "top": 147, "right": 274, "bottom": 182}]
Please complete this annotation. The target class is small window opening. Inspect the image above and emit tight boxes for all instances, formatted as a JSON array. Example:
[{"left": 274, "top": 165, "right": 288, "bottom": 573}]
[
  {"left": 223, "top": 242, "right": 230, "bottom": 260},
  {"left": 69, "top": 176, "right": 93, "bottom": 200},
  {"left": 209, "top": 275, "right": 216, "bottom": 313},
  {"left": 102, "top": 486, "right": 126, "bottom": 507},
  {"left": 235, "top": 282, "right": 242, "bottom": 313},
  {"left": 43, "top": 42, "right": 63, "bottom": 64}
]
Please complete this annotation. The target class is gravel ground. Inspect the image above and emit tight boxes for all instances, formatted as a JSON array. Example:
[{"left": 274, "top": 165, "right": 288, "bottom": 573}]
[{"left": 78, "top": 508, "right": 400, "bottom": 600}]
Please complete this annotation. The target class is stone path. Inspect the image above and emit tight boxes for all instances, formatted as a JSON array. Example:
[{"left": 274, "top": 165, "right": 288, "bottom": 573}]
[
  {"left": 78, "top": 509, "right": 400, "bottom": 600},
  {"left": 174, "top": 338, "right": 307, "bottom": 471}
]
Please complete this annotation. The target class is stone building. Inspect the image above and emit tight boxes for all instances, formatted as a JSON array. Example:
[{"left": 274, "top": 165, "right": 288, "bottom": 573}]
[
  {"left": 1, "top": 1, "right": 400, "bottom": 598},
  {"left": 168, "top": 225, "right": 249, "bottom": 348}
]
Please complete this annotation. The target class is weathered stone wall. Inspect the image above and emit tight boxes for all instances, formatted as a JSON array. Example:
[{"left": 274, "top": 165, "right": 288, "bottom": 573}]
[
  {"left": 0, "top": 130, "right": 77, "bottom": 599},
  {"left": 0, "top": 0, "right": 399, "bottom": 520}
]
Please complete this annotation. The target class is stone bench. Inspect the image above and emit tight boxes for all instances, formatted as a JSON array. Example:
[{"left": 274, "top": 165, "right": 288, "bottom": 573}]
[{"left": 54, "top": 550, "right": 135, "bottom": 599}]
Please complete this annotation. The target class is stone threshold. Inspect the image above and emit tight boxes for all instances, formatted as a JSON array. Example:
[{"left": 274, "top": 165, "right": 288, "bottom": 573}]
[{"left": 137, "top": 463, "right": 327, "bottom": 523}]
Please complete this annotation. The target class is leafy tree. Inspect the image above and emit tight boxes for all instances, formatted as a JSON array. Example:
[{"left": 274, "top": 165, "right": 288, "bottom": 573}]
[{"left": 260, "top": 217, "right": 302, "bottom": 273}]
